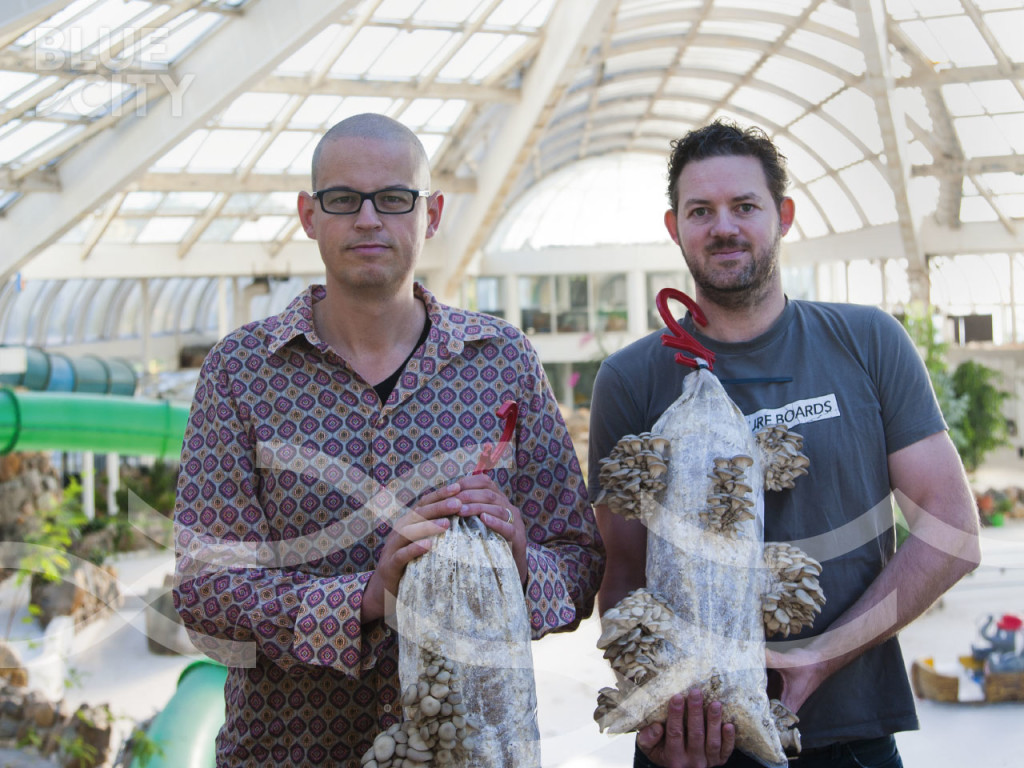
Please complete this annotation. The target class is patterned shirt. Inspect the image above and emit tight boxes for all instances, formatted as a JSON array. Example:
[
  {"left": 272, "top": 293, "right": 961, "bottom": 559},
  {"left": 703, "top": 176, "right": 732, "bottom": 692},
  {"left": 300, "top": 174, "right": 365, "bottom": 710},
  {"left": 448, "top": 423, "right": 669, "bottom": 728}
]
[{"left": 173, "top": 283, "right": 603, "bottom": 767}]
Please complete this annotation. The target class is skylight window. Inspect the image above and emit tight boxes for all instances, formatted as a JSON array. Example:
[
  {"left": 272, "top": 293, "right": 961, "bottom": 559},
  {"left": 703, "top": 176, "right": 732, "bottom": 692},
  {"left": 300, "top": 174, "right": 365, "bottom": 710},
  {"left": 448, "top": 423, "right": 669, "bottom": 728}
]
[
  {"left": 821, "top": 89, "right": 883, "bottom": 154},
  {"left": 901, "top": 19, "right": 995, "bottom": 69},
  {"left": 330, "top": 27, "right": 399, "bottom": 76},
  {"left": 137, "top": 216, "right": 195, "bottom": 243},
  {"left": 807, "top": 175, "right": 861, "bottom": 233},
  {"left": 187, "top": 130, "right": 263, "bottom": 171},
  {"left": 755, "top": 56, "right": 843, "bottom": 102},
  {"left": 231, "top": 216, "right": 290, "bottom": 242},
  {"left": 439, "top": 33, "right": 530, "bottom": 81},
  {"left": 414, "top": 0, "right": 487, "bottom": 24},
  {"left": 789, "top": 113, "right": 864, "bottom": 170},
  {"left": 731, "top": 87, "right": 804, "bottom": 126},
  {"left": 367, "top": 30, "right": 454, "bottom": 79},
  {"left": 253, "top": 132, "right": 315, "bottom": 174},
  {"left": 985, "top": 10, "right": 1024, "bottom": 63},
  {"left": 490, "top": 0, "right": 554, "bottom": 27},
  {"left": 787, "top": 29, "right": 864, "bottom": 75},
  {"left": 0, "top": 122, "right": 63, "bottom": 164},
  {"left": 275, "top": 26, "right": 338, "bottom": 75},
  {"left": 954, "top": 115, "right": 1015, "bottom": 156},
  {"left": 220, "top": 93, "right": 293, "bottom": 126},
  {"left": 839, "top": 162, "right": 897, "bottom": 226}
]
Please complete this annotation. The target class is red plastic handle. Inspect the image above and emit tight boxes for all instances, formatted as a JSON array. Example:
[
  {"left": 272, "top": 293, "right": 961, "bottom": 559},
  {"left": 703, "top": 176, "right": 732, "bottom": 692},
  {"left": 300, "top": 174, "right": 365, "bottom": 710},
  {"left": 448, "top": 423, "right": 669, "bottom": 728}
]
[
  {"left": 473, "top": 400, "right": 519, "bottom": 474},
  {"left": 656, "top": 287, "right": 716, "bottom": 370}
]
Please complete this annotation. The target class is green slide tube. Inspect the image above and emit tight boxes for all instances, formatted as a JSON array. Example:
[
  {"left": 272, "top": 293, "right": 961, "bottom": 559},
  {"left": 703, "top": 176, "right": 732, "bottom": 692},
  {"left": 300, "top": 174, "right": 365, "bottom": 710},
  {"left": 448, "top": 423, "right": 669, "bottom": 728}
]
[
  {"left": 0, "top": 389, "right": 189, "bottom": 460},
  {"left": 130, "top": 660, "right": 228, "bottom": 768}
]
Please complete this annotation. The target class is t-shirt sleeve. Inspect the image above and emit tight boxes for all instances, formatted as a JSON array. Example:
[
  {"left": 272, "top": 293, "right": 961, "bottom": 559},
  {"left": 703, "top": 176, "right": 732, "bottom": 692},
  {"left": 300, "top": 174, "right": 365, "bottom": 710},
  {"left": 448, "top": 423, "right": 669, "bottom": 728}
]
[
  {"left": 587, "top": 357, "right": 644, "bottom": 502},
  {"left": 868, "top": 310, "right": 948, "bottom": 454}
]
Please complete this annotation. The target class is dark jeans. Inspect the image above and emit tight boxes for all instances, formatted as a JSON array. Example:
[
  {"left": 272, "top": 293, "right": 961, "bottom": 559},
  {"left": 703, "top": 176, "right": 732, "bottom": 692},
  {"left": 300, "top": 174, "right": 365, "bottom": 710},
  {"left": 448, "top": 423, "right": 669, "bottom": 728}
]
[{"left": 634, "top": 735, "right": 903, "bottom": 768}]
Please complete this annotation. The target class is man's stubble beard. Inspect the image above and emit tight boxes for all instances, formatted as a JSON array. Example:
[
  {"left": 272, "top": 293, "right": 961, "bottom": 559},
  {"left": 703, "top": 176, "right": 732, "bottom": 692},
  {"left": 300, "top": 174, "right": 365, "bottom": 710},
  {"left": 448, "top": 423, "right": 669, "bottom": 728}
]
[{"left": 682, "top": 229, "right": 781, "bottom": 311}]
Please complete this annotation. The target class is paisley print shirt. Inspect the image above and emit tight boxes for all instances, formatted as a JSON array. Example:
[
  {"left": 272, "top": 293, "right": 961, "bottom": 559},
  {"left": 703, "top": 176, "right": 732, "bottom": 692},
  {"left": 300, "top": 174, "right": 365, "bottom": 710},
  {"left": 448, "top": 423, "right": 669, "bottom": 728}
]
[{"left": 173, "top": 283, "right": 603, "bottom": 766}]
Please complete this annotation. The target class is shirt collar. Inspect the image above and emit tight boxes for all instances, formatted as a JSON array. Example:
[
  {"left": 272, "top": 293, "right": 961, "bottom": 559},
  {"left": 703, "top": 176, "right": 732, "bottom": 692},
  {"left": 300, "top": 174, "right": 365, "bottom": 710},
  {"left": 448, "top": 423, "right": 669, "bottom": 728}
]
[{"left": 265, "top": 282, "right": 505, "bottom": 355}]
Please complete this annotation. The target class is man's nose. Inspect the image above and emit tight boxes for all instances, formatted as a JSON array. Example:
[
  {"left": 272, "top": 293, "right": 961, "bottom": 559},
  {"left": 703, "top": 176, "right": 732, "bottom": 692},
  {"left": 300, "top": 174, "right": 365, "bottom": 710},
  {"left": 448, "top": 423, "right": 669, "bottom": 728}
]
[
  {"left": 354, "top": 198, "right": 383, "bottom": 228},
  {"left": 709, "top": 210, "right": 739, "bottom": 237}
]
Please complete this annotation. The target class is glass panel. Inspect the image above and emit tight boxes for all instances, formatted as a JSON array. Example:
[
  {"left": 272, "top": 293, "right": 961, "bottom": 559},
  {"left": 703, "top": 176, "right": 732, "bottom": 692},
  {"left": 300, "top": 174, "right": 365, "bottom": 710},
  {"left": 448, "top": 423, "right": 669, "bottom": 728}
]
[
  {"left": 518, "top": 275, "right": 552, "bottom": 334},
  {"left": 555, "top": 275, "right": 589, "bottom": 332},
  {"left": 473, "top": 276, "right": 504, "bottom": 319},
  {"left": 595, "top": 274, "right": 628, "bottom": 333}
]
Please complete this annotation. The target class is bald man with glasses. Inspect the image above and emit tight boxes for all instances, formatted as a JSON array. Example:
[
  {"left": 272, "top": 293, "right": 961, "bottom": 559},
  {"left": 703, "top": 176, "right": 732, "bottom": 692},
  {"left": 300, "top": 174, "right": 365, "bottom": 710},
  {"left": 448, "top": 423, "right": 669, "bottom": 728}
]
[{"left": 173, "top": 113, "right": 603, "bottom": 766}]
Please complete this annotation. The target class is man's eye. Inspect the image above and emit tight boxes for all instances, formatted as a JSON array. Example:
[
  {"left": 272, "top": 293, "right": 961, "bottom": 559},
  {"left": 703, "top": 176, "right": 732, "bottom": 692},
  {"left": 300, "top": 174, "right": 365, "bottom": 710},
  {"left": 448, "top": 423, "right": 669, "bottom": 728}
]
[{"left": 325, "top": 192, "right": 356, "bottom": 206}]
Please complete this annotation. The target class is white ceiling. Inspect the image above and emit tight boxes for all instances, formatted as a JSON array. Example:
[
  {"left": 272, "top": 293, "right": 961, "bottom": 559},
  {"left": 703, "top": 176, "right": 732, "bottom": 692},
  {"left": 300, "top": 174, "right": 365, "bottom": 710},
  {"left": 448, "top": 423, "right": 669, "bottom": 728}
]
[{"left": 2, "top": 0, "right": 1024, "bottom": 325}]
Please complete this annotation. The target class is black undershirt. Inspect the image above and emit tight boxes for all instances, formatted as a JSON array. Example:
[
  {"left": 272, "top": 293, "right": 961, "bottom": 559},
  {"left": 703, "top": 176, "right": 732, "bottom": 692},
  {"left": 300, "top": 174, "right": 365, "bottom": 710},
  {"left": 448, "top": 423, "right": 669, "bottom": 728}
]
[{"left": 372, "top": 316, "right": 432, "bottom": 402}]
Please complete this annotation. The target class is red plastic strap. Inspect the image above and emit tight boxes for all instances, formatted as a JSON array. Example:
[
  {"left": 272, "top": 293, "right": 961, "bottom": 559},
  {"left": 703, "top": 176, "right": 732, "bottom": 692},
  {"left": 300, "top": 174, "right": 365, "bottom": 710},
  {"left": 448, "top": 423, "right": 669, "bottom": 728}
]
[
  {"left": 473, "top": 400, "right": 519, "bottom": 474},
  {"left": 656, "top": 288, "right": 716, "bottom": 370}
]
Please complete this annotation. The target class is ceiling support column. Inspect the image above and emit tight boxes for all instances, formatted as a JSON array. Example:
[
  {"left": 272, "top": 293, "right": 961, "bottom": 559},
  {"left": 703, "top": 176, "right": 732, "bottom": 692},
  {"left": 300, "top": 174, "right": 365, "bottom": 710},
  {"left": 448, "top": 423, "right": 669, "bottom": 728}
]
[{"left": 852, "top": 0, "right": 930, "bottom": 305}]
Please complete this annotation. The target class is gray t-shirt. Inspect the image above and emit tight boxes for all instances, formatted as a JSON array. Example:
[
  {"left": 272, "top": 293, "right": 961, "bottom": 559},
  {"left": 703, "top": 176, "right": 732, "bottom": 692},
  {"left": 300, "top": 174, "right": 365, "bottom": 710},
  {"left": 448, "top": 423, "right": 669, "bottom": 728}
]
[{"left": 588, "top": 298, "right": 947, "bottom": 748}]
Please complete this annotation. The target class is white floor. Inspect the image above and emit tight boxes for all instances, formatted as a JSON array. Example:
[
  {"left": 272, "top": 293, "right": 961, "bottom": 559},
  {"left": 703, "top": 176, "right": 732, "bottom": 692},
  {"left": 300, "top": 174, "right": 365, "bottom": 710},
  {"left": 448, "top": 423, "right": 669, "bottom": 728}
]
[{"left": 6, "top": 515, "right": 1024, "bottom": 766}]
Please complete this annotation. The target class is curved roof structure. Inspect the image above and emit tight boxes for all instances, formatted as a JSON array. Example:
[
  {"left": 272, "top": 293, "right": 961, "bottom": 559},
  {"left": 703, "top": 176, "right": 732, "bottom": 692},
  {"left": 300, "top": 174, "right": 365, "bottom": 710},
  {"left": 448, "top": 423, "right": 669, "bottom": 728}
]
[{"left": 1, "top": 0, "right": 1023, "bottom": 346}]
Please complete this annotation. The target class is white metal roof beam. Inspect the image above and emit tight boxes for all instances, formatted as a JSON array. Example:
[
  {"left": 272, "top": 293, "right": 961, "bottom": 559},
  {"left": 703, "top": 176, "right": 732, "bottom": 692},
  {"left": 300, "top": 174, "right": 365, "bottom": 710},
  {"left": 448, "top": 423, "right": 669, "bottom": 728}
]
[
  {"left": 851, "top": 0, "right": 927, "bottom": 302},
  {"left": 0, "top": 0, "right": 362, "bottom": 283},
  {"left": 914, "top": 155, "right": 1024, "bottom": 177},
  {"left": 438, "top": 0, "right": 619, "bottom": 299}
]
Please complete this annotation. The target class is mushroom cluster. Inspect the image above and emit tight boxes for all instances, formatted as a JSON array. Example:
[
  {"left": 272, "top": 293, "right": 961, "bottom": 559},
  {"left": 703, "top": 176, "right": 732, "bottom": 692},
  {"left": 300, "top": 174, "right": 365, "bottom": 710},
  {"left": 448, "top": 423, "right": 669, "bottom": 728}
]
[
  {"left": 755, "top": 425, "right": 810, "bottom": 491},
  {"left": 703, "top": 454, "right": 755, "bottom": 534},
  {"left": 593, "top": 588, "right": 674, "bottom": 723},
  {"left": 593, "top": 366, "right": 827, "bottom": 767},
  {"left": 770, "top": 699, "right": 801, "bottom": 753},
  {"left": 761, "top": 542, "right": 825, "bottom": 638},
  {"left": 594, "top": 432, "right": 670, "bottom": 518},
  {"left": 361, "top": 631, "right": 480, "bottom": 768}
]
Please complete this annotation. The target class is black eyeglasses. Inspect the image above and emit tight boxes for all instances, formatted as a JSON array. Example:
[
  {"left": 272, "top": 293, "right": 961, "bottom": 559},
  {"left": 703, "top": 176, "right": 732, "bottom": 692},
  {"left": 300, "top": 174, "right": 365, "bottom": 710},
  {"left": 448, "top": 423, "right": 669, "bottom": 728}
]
[{"left": 313, "top": 187, "right": 430, "bottom": 215}]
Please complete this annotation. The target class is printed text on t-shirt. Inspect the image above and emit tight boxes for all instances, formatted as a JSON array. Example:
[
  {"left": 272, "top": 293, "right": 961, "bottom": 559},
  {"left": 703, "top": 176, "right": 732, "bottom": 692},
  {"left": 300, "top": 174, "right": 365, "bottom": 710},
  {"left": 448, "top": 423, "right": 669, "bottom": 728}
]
[{"left": 744, "top": 394, "right": 840, "bottom": 432}]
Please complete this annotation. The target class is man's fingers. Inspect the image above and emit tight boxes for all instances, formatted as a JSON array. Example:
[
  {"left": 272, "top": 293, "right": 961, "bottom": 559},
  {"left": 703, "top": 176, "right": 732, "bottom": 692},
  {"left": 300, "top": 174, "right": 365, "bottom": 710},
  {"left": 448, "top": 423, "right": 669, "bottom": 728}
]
[
  {"left": 720, "top": 721, "right": 736, "bottom": 760},
  {"left": 663, "top": 693, "right": 686, "bottom": 745},
  {"left": 636, "top": 722, "right": 662, "bottom": 751},
  {"left": 399, "top": 516, "right": 450, "bottom": 545},
  {"left": 685, "top": 689, "right": 705, "bottom": 750},
  {"left": 704, "top": 700, "right": 723, "bottom": 757}
]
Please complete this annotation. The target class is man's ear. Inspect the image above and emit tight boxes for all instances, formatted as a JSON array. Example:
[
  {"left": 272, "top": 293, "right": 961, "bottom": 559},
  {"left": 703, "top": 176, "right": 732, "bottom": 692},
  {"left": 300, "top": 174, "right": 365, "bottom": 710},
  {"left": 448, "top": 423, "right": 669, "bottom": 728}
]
[
  {"left": 425, "top": 191, "right": 444, "bottom": 239},
  {"left": 664, "top": 208, "right": 681, "bottom": 245},
  {"left": 297, "top": 192, "right": 317, "bottom": 239},
  {"left": 779, "top": 196, "right": 795, "bottom": 236}
]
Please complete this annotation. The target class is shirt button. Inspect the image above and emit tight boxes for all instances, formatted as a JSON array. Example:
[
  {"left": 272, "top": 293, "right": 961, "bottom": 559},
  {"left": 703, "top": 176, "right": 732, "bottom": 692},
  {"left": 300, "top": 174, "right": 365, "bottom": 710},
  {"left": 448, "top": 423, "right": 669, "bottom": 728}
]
[{"left": 383, "top": 704, "right": 392, "bottom": 713}]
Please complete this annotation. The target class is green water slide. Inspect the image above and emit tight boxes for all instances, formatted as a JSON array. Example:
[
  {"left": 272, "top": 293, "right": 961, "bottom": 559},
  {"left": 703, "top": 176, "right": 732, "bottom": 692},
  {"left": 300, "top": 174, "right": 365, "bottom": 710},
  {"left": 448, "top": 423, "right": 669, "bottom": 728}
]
[
  {"left": 0, "top": 388, "right": 189, "bottom": 459},
  {"left": 129, "top": 660, "right": 228, "bottom": 768}
]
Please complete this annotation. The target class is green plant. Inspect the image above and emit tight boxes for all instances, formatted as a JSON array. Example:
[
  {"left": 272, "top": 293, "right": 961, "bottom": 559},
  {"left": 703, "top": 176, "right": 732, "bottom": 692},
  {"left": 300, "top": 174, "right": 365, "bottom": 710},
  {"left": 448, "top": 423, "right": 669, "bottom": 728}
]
[
  {"left": 4, "top": 479, "right": 89, "bottom": 639},
  {"left": 952, "top": 359, "right": 1010, "bottom": 473},
  {"left": 901, "top": 304, "right": 1009, "bottom": 474},
  {"left": 58, "top": 733, "right": 100, "bottom": 767},
  {"left": 126, "top": 726, "right": 166, "bottom": 768},
  {"left": 901, "top": 304, "right": 968, "bottom": 449}
]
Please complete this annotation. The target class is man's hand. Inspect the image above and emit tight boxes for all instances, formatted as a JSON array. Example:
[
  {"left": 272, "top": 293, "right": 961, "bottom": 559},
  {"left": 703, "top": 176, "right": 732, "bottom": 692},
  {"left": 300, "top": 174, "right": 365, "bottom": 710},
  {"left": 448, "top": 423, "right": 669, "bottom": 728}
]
[
  {"left": 450, "top": 473, "right": 527, "bottom": 583},
  {"left": 636, "top": 689, "right": 735, "bottom": 768},
  {"left": 362, "top": 483, "right": 461, "bottom": 623}
]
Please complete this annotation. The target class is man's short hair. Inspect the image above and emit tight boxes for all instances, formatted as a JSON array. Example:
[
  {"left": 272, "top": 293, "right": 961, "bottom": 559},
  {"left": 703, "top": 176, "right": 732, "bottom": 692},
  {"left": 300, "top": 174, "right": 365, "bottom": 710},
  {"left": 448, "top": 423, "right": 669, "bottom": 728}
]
[
  {"left": 310, "top": 113, "right": 429, "bottom": 190},
  {"left": 666, "top": 119, "right": 789, "bottom": 212}
]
